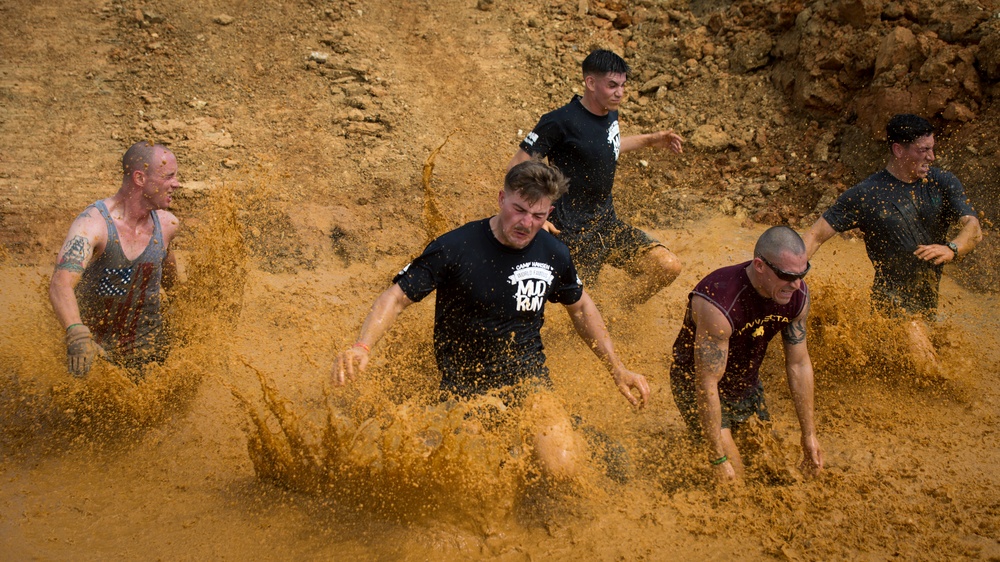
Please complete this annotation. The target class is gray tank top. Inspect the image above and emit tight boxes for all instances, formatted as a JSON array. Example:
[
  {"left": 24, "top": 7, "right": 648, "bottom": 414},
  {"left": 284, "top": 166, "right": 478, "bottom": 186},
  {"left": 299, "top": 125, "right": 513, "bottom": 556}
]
[{"left": 76, "top": 200, "right": 167, "bottom": 361}]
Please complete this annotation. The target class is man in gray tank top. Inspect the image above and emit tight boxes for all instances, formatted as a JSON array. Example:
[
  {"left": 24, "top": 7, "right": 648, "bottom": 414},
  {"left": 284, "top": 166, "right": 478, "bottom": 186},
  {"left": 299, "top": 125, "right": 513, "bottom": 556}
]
[{"left": 49, "top": 141, "right": 181, "bottom": 376}]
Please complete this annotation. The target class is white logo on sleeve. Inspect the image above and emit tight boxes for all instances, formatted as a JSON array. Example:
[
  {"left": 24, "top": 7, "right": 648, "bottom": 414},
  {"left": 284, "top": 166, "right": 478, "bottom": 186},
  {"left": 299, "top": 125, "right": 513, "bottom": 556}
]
[
  {"left": 609, "top": 119, "right": 621, "bottom": 160},
  {"left": 508, "top": 262, "right": 555, "bottom": 312},
  {"left": 523, "top": 131, "right": 539, "bottom": 146}
]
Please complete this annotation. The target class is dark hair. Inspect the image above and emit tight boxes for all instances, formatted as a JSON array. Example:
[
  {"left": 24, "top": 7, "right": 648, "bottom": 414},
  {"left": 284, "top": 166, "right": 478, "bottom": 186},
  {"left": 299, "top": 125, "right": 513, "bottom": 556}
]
[
  {"left": 885, "top": 114, "right": 934, "bottom": 146},
  {"left": 754, "top": 225, "right": 806, "bottom": 260},
  {"left": 122, "top": 141, "right": 170, "bottom": 177},
  {"left": 504, "top": 159, "right": 569, "bottom": 203},
  {"left": 582, "top": 49, "right": 630, "bottom": 77}
]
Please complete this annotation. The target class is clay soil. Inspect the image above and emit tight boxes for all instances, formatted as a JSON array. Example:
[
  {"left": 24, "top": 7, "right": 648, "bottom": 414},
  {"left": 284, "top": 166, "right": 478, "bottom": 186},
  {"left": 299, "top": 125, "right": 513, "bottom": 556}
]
[{"left": 2, "top": 0, "right": 1000, "bottom": 560}]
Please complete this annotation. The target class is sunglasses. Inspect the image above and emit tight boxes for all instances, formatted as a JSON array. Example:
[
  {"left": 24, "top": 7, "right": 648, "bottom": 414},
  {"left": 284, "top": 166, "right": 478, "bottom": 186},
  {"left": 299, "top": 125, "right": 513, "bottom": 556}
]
[{"left": 758, "top": 255, "right": 811, "bottom": 282}]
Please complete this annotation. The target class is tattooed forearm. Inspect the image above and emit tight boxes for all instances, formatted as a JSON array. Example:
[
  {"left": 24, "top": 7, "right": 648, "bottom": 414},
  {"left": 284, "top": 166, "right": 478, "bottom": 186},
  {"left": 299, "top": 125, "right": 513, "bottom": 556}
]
[
  {"left": 782, "top": 319, "right": 807, "bottom": 344},
  {"left": 56, "top": 235, "right": 91, "bottom": 272},
  {"left": 695, "top": 339, "right": 727, "bottom": 371}
]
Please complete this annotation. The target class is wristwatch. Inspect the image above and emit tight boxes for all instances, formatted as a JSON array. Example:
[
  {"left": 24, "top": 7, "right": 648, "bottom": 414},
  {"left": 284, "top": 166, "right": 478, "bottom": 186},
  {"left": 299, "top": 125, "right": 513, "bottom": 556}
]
[{"left": 946, "top": 241, "right": 959, "bottom": 260}]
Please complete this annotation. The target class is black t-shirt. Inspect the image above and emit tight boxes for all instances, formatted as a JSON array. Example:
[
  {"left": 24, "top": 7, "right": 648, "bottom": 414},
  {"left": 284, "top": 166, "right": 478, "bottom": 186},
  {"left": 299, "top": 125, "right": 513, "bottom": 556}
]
[
  {"left": 394, "top": 218, "right": 584, "bottom": 396},
  {"left": 823, "top": 168, "right": 975, "bottom": 311},
  {"left": 519, "top": 95, "right": 621, "bottom": 233}
]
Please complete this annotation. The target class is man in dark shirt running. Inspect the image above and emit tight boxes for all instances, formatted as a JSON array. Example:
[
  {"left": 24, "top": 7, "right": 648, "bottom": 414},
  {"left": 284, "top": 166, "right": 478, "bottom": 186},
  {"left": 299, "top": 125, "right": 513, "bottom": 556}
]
[
  {"left": 803, "top": 113, "right": 982, "bottom": 374},
  {"left": 671, "top": 226, "right": 822, "bottom": 483},
  {"left": 334, "top": 160, "right": 649, "bottom": 481},
  {"left": 508, "top": 49, "right": 684, "bottom": 308}
]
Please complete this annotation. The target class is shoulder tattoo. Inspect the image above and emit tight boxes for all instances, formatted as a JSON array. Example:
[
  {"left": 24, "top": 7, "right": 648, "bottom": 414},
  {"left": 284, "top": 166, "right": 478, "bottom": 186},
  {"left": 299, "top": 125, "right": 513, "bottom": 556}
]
[
  {"left": 56, "top": 235, "right": 91, "bottom": 272},
  {"left": 782, "top": 318, "right": 807, "bottom": 345}
]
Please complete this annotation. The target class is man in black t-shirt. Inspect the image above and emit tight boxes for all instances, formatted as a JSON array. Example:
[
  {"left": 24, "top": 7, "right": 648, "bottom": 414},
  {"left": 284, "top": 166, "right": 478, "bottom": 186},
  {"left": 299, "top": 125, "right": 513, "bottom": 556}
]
[
  {"left": 334, "top": 160, "right": 649, "bottom": 481},
  {"left": 508, "top": 49, "right": 685, "bottom": 307},
  {"left": 804, "top": 113, "right": 982, "bottom": 374}
]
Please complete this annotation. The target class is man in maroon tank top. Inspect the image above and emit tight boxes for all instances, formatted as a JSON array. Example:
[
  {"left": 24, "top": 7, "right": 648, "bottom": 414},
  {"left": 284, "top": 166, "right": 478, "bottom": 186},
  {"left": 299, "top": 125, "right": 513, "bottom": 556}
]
[{"left": 670, "top": 226, "right": 823, "bottom": 483}]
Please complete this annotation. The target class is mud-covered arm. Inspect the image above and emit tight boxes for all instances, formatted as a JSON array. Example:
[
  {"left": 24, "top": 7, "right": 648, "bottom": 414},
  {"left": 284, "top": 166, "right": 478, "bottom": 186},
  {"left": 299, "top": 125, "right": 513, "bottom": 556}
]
[
  {"left": 914, "top": 214, "right": 982, "bottom": 265},
  {"left": 802, "top": 217, "right": 838, "bottom": 260},
  {"left": 690, "top": 295, "right": 735, "bottom": 478},
  {"left": 49, "top": 209, "right": 106, "bottom": 329},
  {"left": 781, "top": 297, "right": 823, "bottom": 477},
  {"left": 951, "top": 214, "right": 983, "bottom": 256},
  {"left": 332, "top": 283, "right": 414, "bottom": 386},
  {"left": 159, "top": 210, "right": 180, "bottom": 290},
  {"left": 564, "top": 290, "right": 649, "bottom": 408}
]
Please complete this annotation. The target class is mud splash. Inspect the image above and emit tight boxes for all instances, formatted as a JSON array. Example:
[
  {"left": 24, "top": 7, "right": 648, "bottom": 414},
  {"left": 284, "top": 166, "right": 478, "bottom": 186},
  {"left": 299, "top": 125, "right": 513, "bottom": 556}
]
[
  {"left": 229, "top": 358, "right": 524, "bottom": 524},
  {"left": 4, "top": 191, "right": 999, "bottom": 559},
  {"left": 0, "top": 178, "right": 251, "bottom": 457}
]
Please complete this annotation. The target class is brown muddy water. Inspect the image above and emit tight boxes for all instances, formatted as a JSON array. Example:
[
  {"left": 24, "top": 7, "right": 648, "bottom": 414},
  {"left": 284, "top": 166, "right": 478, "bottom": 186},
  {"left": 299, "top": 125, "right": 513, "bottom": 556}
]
[{"left": 2, "top": 184, "right": 998, "bottom": 560}]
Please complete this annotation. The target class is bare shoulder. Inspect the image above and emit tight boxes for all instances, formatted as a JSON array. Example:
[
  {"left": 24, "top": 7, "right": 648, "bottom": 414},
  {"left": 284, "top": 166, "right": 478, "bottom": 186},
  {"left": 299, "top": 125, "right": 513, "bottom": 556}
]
[
  {"left": 691, "top": 294, "right": 732, "bottom": 338},
  {"left": 66, "top": 205, "right": 108, "bottom": 245},
  {"left": 156, "top": 210, "right": 181, "bottom": 243}
]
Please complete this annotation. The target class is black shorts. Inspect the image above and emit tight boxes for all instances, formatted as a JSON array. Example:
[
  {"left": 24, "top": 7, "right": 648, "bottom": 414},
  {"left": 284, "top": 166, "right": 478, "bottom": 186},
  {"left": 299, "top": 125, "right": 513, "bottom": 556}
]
[
  {"left": 439, "top": 374, "right": 553, "bottom": 406},
  {"left": 439, "top": 376, "right": 554, "bottom": 433},
  {"left": 557, "top": 217, "right": 660, "bottom": 284},
  {"left": 670, "top": 369, "right": 770, "bottom": 436},
  {"left": 871, "top": 286, "right": 938, "bottom": 321}
]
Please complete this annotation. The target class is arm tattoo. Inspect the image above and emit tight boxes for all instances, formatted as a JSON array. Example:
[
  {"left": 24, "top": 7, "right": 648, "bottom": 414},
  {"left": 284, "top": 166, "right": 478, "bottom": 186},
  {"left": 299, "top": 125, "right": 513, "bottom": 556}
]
[
  {"left": 56, "top": 235, "right": 91, "bottom": 273},
  {"left": 782, "top": 318, "right": 807, "bottom": 345},
  {"left": 696, "top": 339, "right": 727, "bottom": 370}
]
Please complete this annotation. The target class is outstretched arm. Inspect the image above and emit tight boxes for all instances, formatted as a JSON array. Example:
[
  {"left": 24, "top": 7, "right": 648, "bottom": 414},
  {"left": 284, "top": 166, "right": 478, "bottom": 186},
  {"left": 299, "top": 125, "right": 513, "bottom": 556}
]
[
  {"left": 620, "top": 130, "right": 684, "bottom": 154},
  {"left": 782, "top": 298, "right": 823, "bottom": 478},
  {"left": 802, "top": 217, "right": 837, "bottom": 260},
  {"left": 332, "top": 283, "right": 414, "bottom": 386},
  {"left": 564, "top": 290, "right": 649, "bottom": 408},
  {"left": 690, "top": 295, "right": 737, "bottom": 482}
]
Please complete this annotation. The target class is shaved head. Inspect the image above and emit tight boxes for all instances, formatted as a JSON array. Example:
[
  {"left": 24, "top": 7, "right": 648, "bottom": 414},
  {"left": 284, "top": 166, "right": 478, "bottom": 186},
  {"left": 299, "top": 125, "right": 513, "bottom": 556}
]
[
  {"left": 754, "top": 225, "right": 806, "bottom": 260},
  {"left": 122, "top": 141, "right": 171, "bottom": 179}
]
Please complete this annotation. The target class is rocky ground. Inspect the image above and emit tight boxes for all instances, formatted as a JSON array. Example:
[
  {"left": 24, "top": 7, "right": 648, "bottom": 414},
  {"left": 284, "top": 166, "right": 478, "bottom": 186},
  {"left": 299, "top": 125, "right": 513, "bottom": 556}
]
[{"left": 2, "top": 0, "right": 998, "bottom": 288}]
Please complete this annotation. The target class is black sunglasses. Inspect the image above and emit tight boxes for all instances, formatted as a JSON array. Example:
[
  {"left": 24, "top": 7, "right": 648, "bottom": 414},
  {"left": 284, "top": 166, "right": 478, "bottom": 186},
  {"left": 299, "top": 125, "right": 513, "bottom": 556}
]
[{"left": 757, "top": 255, "right": 810, "bottom": 282}]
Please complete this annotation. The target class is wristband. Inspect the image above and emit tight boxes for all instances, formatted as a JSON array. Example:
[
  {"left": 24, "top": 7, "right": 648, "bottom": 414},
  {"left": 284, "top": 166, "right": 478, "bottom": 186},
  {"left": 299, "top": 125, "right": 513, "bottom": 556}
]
[
  {"left": 710, "top": 455, "right": 729, "bottom": 466},
  {"left": 66, "top": 323, "right": 84, "bottom": 332},
  {"left": 352, "top": 342, "right": 370, "bottom": 353}
]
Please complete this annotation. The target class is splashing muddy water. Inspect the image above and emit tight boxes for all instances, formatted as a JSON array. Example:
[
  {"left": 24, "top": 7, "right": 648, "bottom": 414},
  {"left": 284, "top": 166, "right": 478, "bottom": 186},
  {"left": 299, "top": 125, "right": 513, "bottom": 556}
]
[{"left": 2, "top": 180, "right": 998, "bottom": 559}]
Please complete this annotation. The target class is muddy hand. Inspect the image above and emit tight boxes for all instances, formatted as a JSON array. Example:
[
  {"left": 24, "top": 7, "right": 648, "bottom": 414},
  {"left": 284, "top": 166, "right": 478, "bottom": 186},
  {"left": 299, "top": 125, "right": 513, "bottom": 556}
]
[
  {"left": 799, "top": 434, "right": 824, "bottom": 478},
  {"left": 914, "top": 244, "right": 953, "bottom": 265},
  {"left": 542, "top": 220, "right": 560, "bottom": 236},
  {"left": 333, "top": 345, "right": 369, "bottom": 386},
  {"left": 65, "top": 324, "right": 105, "bottom": 377},
  {"left": 713, "top": 459, "right": 738, "bottom": 483},
  {"left": 613, "top": 368, "right": 650, "bottom": 409},
  {"left": 650, "top": 130, "right": 684, "bottom": 154}
]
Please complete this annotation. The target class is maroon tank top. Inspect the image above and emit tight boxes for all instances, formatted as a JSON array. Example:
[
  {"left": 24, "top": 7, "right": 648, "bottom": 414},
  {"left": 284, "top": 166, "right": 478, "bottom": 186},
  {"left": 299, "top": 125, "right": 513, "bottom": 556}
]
[{"left": 670, "top": 261, "right": 807, "bottom": 402}]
